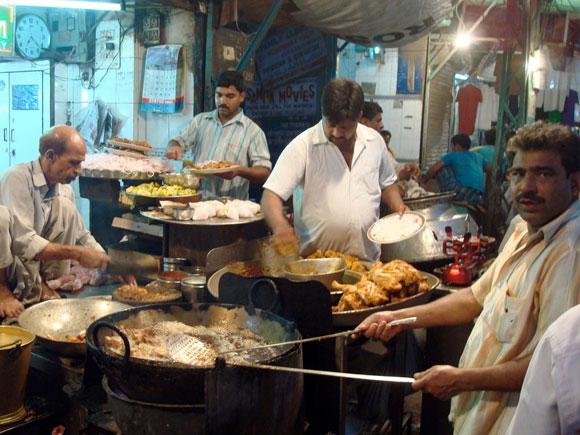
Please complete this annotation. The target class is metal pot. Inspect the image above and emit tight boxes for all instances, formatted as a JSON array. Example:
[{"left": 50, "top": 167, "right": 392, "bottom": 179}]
[
  {"left": 380, "top": 203, "right": 479, "bottom": 264},
  {"left": 0, "top": 326, "right": 35, "bottom": 425},
  {"left": 86, "top": 302, "right": 302, "bottom": 405},
  {"left": 284, "top": 258, "right": 346, "bottom": 291}
]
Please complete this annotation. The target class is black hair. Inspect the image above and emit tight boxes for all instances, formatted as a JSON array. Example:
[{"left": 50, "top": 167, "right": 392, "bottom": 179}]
[
  {"left": 321, "top": 79, "right": 364, "bottom": 124},
  {"left": 510, "top": 121, "right": 580, "bottom": 176},
  {"left": 452, "top": 134, "right": 471, "bottom": 150},
  {"left": 484, "top": 128, "right": 496, "bottom": 146},
  {"left": 362, "top": 101, "right": 383, "bottom": 120},
  {"left": 215, "top": 71, "right": 245, "bottom": 93}
]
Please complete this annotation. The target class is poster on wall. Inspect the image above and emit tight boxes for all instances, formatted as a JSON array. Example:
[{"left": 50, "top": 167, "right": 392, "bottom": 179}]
[
  {"left": 12, "top": 84, "right": 39, "bottom": 110},
  {"left": 396, "top": 56, "right": 422, "bottom": 95},
  {"left": 0, "top": 6, "right": 14, "bottom": 56},
  {"left": 255, "top": 27, "right": 330, "bottom": 87},
  {"left": 140, "top": 44, "right": 185, "bottom": 113},
  {"left": 245, "top": 78, "right": 319, "bottom": 119}
]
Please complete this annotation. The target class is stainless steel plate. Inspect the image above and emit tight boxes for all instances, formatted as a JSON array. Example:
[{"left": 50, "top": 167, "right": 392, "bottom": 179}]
[{"left": 141, "top": 210, "right": 264, "bottom": 226}]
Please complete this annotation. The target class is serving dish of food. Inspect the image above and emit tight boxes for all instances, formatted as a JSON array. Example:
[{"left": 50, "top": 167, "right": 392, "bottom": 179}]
[
  {"left": 141, "top": 199, "right": 263, "bottom": 226},
  {"left": 107, "top": 137, "right": 153, "bottom": 154},
  {"left": 112, "top": 282, "right": 183, "bottom": 306},
  {"left": 184, "top": 160, "right": 240, "bottom": 175},
  {"left": 331, "top": 260, "right": 439, "bottom": 327},
  {"left": 125, "top": 182, "right": 201, "bottom": 206},
  {"left": 207, "top": 257, "right": 438, "bottom": 327}
]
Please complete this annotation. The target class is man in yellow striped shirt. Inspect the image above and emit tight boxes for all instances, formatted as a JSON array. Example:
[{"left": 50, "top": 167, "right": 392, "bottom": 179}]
[{"left": 356, "top": 122, "right": 580, "bottom": 434}]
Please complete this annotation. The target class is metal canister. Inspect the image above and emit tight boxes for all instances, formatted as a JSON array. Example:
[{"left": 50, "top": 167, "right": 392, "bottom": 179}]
[
  {"left": 162, "top": 257, "right": 190, "bottom": 272},
  {"left": 181, "top": 270, "right": 206, "bottom": 303},
  {"left": 0, "top": 326, "right": 35, "bottom": 425}
]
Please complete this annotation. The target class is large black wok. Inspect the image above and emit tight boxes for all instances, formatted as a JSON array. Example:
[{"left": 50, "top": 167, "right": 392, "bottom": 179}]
[{"left": 86, "top": 302, "right": 302, "bottom": 405}]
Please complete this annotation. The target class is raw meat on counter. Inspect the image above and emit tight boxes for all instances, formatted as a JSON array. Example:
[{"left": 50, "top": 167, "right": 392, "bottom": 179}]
[{"left": 45, "top": 261, "right": 108, "bottom": 293}]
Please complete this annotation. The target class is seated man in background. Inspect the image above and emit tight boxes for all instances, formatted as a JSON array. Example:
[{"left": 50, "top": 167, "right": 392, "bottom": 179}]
[
  {"left": 0, "top": 206, "right": 23, "bottom": 318},
  {"left": 0, "top": 125, "right": 111, "bottom": 306},
  {"left": 421, "top": 134, "right": 490, "bottom": 205}
]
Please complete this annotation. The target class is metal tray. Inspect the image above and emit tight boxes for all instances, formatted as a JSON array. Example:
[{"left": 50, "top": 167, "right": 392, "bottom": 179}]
[
  {"left": 126, "top": 192, "right": 201, "bottom": 207},
  {"left": 331, "top": 272, "right": 439, "bottom": 327},
  {"left": 81, "top": 168, "right": 162, "bottom": 180},
  {"left": 403, "top": 191, "right": 455, "bottom": 210},
  {"left": 141, "top": 209, "right": 264, "bottom": 226}
]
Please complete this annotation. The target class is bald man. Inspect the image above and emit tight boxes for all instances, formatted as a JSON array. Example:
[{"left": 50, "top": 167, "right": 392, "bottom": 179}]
[{"left": 0, "top": 125, "right": 110, "bottom": 307}]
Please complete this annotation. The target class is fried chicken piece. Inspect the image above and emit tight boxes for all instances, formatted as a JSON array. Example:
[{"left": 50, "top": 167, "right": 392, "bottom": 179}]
[{"left": 333, "top": 259, "right": 429, "bottom": 312}]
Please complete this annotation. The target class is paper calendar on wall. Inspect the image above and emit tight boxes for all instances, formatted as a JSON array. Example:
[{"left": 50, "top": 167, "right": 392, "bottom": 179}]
[{"left": 140, "top": 44, "right": 185, "bottom": 113}]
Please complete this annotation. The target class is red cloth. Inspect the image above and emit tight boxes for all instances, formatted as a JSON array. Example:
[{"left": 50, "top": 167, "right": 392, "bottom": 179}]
[{"left": 457, "top": 84, "right": 482, "bottom": 135}]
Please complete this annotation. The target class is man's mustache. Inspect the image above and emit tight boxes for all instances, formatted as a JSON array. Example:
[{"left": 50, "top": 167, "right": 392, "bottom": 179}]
[{"left": 516, "top": 192, "right": 545, "bottom": 204}]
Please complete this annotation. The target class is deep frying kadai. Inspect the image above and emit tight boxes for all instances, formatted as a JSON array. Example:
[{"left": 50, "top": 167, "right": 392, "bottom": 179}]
[{"left": 86, "top": 302, "right": 302, "bottom": 404}]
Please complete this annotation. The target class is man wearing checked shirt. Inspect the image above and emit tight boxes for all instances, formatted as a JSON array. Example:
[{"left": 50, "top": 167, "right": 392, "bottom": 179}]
[{"left": 165, "top": 71, "right": 271, "bottom": 199}]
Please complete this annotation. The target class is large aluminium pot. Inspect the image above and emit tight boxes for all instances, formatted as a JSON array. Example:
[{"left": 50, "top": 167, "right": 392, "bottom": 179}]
[
  {"left": 86, "top": 302, "right": 302, "bottom": 405},
  {"left": 380, "top": 203, "right": 479, "bottom": 264}
]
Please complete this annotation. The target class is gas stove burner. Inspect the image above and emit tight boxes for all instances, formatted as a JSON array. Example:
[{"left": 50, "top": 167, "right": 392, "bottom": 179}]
[{"left": 439, "top": 227, "right": 495, "bottom": 286}]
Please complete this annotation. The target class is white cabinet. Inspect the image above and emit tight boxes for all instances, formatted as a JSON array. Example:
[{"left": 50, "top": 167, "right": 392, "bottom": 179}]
[
  {"left": 0, "top": 61, "right": 50, "bottom": 176},
  {"left": 378, "top": 98, "right": 422, "bottom": 161}
]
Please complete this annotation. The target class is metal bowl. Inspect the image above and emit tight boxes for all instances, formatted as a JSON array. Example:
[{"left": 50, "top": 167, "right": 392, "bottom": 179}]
[
  {"left": 284, "top": 258, "right": 346, "bottom": 291},
  {"left": 161, "top": 173, "right": 200, "bottom": 189},
  {"left": 17, "top": 299, "right": 130, "bottom": 357}
]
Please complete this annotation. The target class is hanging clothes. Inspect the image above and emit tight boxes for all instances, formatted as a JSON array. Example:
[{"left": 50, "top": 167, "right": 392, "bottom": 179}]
[
  {"left": 476, "top": 84, "right": 499, "bottom": 131},
  {"left": 457, "top": 84, "right": 482, "bottom": 135},
  {"left": 562, "top": 89, "right": 579, "bottom": 126}
]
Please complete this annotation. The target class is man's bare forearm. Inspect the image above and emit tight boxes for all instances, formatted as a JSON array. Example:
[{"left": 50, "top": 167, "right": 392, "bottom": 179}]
[
  {"left": 237, "top": 166, "right": 271, "bottom": 184},
  {"left": 395, "top": 288, "right": 482, "bottom": 329},
  {"left": 261, "top": 189, "right": 292, "bottom": 234},
  {"left": 35, "top": 243, "right": 81, "bottom": 262},
  {"left": 381, "top": 183, "right": 406, "bottom": 213},
  {"left": 460, "top": 356, "right": 532, "bottom": 392}
]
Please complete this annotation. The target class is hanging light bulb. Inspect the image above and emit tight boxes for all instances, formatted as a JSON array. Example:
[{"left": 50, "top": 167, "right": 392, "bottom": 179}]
[{"left": 455, "top": 32, "right": 472, "bottom": 49}]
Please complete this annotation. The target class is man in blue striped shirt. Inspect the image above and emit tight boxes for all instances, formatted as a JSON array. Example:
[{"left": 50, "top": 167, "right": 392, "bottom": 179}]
[{"left": 166, "top": 71, "right": 271, "bottom": 200}]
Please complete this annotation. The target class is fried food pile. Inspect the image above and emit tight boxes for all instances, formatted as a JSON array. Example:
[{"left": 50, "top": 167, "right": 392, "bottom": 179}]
[
  {"left": 307, "top": 249, "right": 367, "bottom": 272},
  {"left": 190, "top": 160, "right": 237, "bottom": 170},
  {"left": 104, "top": 321, "right": 279, "bottom": 366},
  {"left": 113, "top": 283, "right": 181, "bottom": 303},
  {"left": 111, "top": 137, "right": 152, "bottom": 148},
  {"left": 332, "top": 260, "right": 429, "bottom": 312}
]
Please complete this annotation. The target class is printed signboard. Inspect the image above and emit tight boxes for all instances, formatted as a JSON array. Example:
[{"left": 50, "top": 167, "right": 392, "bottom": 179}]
[{"left": 0, "top": 6, "right": 15, "bottom": 56}]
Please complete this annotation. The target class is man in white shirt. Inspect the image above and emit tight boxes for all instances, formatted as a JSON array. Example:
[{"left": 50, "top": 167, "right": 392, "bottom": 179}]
[
  {"left": 507, "top": 304, "right": 580, "bottom": 435},
  {"left": 0, "top": 125, "right": 111, "bottom": 305},
  {"left": 261, "top": 79, "right": 406, "bottom": 261}
]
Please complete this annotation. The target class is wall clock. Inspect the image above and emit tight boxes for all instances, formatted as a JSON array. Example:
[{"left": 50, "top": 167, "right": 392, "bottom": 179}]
[{"left": 15, "top": 14, "right": 51, "bottom": 60}]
